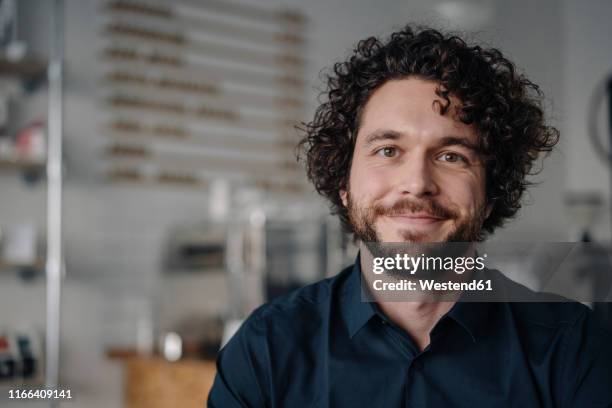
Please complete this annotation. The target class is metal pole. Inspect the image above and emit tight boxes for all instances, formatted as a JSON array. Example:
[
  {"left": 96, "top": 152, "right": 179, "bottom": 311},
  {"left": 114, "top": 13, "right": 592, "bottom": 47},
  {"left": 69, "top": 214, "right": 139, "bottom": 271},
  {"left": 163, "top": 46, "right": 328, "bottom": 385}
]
[{"left": 45, "top": 0, "right": 64, "bottom": 397}]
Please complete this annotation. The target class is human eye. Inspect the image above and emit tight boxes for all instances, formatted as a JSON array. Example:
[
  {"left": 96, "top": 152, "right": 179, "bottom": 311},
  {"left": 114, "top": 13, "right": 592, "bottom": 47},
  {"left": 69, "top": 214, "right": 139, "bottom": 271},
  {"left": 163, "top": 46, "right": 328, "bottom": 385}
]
[
  {"left": 437, "top": 151, "right": 468, "bottom": 164},
  {"left": 374, "top": 146, "right": 398, "bottom": 158}
]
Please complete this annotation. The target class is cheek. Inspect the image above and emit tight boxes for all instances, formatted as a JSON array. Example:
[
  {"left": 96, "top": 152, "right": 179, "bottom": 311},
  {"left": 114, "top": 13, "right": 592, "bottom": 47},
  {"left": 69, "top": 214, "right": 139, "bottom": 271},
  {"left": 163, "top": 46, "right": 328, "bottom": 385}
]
[
  {"left": 349, "top": 161, "right": 393, "bottom": 201},
  {"left": 441, "top": 173, "right": 486, "bottom": 212}
]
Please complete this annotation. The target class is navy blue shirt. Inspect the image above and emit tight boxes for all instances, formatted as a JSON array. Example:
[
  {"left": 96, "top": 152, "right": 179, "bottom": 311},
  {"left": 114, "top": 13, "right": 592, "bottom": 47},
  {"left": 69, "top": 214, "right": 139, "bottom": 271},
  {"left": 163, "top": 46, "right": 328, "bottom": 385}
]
[{"left": 209, "top": 258, "right": 612, "bottom": 407}]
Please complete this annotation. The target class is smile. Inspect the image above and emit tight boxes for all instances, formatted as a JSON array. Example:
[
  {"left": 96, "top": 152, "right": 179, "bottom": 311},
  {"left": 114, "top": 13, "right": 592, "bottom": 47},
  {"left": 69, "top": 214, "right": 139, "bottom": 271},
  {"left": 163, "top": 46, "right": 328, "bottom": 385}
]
[{"left": 384, "top": 213, "right": 447, "bottom": 229}]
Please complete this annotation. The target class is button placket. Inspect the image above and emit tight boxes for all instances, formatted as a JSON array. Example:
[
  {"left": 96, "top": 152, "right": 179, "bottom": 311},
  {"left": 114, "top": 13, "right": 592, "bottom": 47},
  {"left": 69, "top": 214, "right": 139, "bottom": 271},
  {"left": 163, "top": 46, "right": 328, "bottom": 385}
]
[{"left": 411, "top": 359, "right": 423, "bottom": 372}]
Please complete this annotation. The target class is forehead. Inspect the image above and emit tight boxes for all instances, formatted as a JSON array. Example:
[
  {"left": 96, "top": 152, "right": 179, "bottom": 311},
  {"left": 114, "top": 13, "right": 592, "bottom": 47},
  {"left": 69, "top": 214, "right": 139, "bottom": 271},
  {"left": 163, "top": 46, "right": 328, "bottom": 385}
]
[{"left": 357, "top": 77, "right": 477, "bottom": 145}]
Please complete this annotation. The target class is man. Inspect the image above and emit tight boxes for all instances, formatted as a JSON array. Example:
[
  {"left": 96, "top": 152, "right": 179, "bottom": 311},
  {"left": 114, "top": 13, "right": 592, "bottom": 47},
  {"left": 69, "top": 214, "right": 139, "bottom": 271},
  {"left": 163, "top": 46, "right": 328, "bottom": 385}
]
[{"left": 208, "top": 26, "right": 612, "bottom": 407}]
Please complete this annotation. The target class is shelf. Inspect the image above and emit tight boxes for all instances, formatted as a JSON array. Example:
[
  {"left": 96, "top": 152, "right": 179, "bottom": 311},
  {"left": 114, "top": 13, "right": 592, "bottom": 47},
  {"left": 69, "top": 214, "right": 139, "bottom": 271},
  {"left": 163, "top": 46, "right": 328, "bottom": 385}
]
[
  {"left": 0, "top": 258, "right": 45, "bottom": 271},
  {"left": 0, "top": 157, "right": 45, "bottom": 171},
  {"left": 0, "top": 56, "right": 47, "bottom": 80}
]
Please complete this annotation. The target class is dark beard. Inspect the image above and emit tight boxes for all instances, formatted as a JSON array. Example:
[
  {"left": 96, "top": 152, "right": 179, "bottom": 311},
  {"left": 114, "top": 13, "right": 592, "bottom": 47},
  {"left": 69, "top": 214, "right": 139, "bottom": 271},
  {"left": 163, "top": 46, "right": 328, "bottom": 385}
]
[
  {"left": 347, "top": 190, "right": 486, "bottom": 280},
  {"left": 346, "top": 191, "right": 486, "bottom": 244}
]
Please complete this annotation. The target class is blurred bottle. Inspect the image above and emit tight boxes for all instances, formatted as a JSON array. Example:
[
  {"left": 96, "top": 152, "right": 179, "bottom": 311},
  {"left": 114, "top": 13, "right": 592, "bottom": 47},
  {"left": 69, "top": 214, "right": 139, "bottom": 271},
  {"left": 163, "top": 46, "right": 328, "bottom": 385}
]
[{"left": 0, "top": 331, "right": 16, "bottom": 380}]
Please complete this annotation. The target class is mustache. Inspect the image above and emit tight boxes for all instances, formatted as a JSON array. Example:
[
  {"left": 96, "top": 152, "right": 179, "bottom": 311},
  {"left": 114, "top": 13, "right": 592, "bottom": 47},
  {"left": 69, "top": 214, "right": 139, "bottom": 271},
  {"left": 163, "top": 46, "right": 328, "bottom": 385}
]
[{"left": 372, "top": 198, "right": 458, "bottom": 219}]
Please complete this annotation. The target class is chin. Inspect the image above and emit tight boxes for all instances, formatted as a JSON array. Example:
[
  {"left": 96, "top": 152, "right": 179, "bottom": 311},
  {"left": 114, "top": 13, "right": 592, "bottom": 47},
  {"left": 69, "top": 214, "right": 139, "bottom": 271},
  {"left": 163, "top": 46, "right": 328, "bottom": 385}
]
[{"left": 376, "top": 220, "right": 455, "bottom": 243}]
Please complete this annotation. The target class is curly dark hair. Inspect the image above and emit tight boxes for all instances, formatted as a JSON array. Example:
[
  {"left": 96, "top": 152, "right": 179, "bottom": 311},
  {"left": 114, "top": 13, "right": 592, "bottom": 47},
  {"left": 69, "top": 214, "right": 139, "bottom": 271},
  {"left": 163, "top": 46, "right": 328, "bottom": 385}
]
[{"left": 297, "top": 25, "right": 559, "bottom": 236}]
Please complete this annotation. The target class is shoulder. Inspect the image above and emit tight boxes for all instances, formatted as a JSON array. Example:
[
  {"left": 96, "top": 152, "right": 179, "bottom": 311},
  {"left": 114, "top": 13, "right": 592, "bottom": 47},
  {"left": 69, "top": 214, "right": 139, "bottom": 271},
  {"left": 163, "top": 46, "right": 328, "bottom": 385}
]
[
  {"left": 486, "top": 268, "right": 591, "bottom": 328},
  {"left": 241, "top": 264, "right": 354, "bottom": 337},
  {"left": 487, "top": 270, "right": 612, "bottom": 403},
  {"left": 486, "top": 268, "right": 610, "bottom": 358},
  {"left": 558, "top": 307, "right": 612, "bottom": 405},
  {"left": 509, "top": 299, "right": 591, "bottom": 330},
  {"left": 488, "top": 269, "right": 612, "bottom": 370}
]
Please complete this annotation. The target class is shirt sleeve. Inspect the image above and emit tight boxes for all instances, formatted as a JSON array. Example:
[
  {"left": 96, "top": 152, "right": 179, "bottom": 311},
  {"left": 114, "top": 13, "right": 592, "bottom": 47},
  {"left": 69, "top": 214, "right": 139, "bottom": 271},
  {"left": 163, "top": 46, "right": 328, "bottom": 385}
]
[
  {"left": 207, "top": 309, "right": 270, "bottom": 408},
  {"left": 562, "top": 308, "right": 612, "bottom": 408}
]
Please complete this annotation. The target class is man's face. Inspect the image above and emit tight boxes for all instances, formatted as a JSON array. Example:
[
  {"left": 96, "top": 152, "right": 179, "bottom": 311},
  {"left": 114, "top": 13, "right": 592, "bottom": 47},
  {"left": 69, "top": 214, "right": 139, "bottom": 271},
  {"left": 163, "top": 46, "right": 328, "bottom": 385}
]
[{"left": 340, "top": 77, "right": 491, "bottom": 243}]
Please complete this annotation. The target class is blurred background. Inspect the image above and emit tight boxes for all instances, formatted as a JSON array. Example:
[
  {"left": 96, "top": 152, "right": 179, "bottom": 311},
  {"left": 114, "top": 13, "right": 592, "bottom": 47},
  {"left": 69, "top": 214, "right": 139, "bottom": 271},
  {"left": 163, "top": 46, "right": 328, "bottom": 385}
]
[{"left": 0, "top": 0, "right": 611, "bottom": 406}]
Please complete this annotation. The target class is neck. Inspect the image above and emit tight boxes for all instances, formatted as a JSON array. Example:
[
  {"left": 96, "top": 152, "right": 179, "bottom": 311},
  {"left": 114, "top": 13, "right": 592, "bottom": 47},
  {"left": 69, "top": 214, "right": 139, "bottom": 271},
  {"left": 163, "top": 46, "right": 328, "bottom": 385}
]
[
  {"left": 359, "top": 242, "right": 471, "bottom": 351},
  {"left": 377, "top": 300, "right": 454, "bottom": 351}
]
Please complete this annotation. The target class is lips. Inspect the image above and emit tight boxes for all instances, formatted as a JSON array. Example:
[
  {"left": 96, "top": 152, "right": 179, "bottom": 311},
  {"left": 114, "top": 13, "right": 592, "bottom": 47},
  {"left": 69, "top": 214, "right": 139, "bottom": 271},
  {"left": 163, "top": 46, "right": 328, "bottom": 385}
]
[
  {"left": 384, "top": 213, "right": 447, "bottom": 228},
  {"left": 387, "top": 211, "right": 445, "bottom": 220},
  {"left": 388, "top": 212, "right": 444, "bottom": 219}
]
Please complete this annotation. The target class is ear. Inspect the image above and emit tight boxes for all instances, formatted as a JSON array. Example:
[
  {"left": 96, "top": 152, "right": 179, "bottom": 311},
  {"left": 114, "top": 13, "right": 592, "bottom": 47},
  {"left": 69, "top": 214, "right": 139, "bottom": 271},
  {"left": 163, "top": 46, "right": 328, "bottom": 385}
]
[
  {"left": 484, "top": 202, "right": 494, "bottom": 219},
  {"left": 340, "top": 189, "right": 348, "bottom": 207}
]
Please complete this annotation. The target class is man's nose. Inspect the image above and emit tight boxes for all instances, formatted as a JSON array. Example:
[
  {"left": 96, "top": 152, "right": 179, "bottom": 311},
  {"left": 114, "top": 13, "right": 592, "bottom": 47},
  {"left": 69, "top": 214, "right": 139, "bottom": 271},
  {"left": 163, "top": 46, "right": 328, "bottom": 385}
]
[{"left": 395, "top": 154, "right": 438, "bottom": 197}]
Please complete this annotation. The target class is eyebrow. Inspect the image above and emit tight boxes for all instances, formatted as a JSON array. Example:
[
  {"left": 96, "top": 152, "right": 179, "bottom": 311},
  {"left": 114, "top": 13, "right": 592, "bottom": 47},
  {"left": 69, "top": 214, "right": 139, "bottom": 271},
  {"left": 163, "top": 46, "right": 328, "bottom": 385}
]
[
  {"left": 437, "top": 136, "right": 480, "bottom": 153},
  {"left": 363, "top": 130, "right": 480, "bottom": 153},
  {"left": 363, "top": 130, "right": 402, "bottom": 147}
]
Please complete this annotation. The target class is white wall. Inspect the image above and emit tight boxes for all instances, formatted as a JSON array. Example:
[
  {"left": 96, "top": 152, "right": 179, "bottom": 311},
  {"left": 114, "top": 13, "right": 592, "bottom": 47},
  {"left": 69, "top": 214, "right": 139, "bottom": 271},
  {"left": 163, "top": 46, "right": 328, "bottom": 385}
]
[
  {"left": 563, "top": 0, "right": 612, "bottom": 241},
  {"left": 488, "top": 0, "right": 569, "bottom": 241}
]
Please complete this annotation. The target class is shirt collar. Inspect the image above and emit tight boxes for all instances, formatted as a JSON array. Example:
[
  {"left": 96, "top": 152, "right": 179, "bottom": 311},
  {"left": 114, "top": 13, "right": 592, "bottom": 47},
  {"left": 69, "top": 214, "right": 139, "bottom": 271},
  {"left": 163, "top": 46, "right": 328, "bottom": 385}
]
[
  {"left": 342, "top": 253, "right": 493, "bottom": 342},
  {"left": 444, "top": 300, "right": 492, "bottom": 343},
  {"left": 342, "top": 255, "right": 378, "bottom": 338},
  {"left": 444, "top": 267, "right": 495, "bottom": 343}
]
